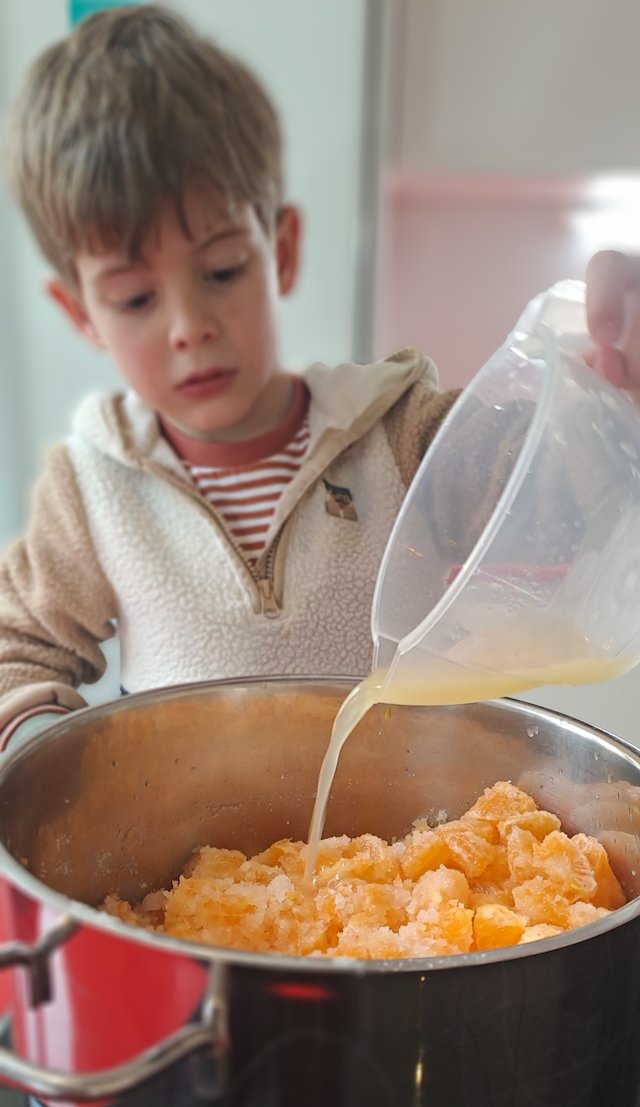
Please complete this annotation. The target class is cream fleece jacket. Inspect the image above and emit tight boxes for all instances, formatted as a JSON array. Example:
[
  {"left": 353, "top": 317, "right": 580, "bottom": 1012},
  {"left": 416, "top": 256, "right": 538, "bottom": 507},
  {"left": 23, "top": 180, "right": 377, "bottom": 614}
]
[{"left": 0, "top": 349, "right": 459, "bottom": 730}]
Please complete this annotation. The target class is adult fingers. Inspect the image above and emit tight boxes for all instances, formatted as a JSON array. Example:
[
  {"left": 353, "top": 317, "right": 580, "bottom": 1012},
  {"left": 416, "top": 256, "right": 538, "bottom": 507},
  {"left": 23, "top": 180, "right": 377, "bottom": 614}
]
[
  {"left": 586, "top": 251, "right": 640, "bottom": 388},
  {"left": 619, "top": 291, "right": 640, "bottom": 387},
  {"left": 586, "top": 250, "right": 630, "bottom": 345},
  {"left": 588, "top": 345, "right": 634, "bottom": 389}
]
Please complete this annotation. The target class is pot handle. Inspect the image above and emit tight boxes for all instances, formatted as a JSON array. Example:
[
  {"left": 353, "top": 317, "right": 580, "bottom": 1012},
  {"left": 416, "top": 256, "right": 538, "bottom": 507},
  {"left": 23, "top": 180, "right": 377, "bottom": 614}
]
[
  {"left": 0, "top": 915, "right": 78, "bottom": 1006},
  {"left": 0, "top": 959, "right": 228, "bottom": 1101}
]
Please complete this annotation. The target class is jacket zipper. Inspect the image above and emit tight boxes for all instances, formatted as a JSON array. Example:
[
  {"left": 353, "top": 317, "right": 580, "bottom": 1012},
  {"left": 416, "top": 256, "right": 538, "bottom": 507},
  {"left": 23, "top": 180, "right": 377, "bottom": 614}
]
[
  {"left": 256, "top": 577, "right": 279, "bottom": 617},
  {"left": 254, "top": 526, "right": 288, "bottom": 617},
  {"left": 142, "top": 460, "right": 284, "bottom": 618}
]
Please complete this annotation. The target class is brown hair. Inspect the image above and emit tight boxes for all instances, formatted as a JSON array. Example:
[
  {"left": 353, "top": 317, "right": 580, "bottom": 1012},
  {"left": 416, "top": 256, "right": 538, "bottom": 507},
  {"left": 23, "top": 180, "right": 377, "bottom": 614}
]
[{"left": 5, "top": 4, "right": 284, "bottom": 283}]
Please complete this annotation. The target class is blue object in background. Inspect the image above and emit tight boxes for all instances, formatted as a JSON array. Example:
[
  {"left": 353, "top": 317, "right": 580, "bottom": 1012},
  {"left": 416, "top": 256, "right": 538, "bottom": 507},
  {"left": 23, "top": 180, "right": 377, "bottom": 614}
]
[{"left": 69, "top": 0, "right": 141, "bottom": 27}]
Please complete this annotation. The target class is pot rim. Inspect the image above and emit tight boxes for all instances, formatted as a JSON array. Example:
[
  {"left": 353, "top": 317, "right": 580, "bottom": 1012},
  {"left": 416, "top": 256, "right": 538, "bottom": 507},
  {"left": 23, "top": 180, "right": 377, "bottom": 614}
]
[{"left": 1, "top": 676, "right": 640, "bottom": 974}]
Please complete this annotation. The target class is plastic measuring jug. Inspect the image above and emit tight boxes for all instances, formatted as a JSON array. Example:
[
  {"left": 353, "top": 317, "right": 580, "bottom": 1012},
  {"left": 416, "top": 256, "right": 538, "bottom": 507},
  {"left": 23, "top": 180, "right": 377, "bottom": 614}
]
[{"left": 370, "top": 280, "right": 640, "bottom": 705}]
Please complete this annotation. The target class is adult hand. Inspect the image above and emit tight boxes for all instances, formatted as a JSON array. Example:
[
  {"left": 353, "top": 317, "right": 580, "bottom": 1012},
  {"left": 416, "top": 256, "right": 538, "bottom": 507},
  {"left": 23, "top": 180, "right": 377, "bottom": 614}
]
[{"left": 586, "top": 250, "right": 640, "bottom": 389}]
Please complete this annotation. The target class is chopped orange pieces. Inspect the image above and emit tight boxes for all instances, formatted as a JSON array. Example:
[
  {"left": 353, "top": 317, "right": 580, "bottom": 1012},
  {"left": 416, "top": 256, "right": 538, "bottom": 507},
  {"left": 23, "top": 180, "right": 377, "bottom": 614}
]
[
  {"left": 466, "top": 781, "right": 537, "bottom": 823},
  {"left": 401, "top": 815, "right": 499, "bottom": 881},
  {"left": 473, "top": 904, "right": 527, "bottom": 950},
  {"left": 401, "top": 830, "right": 451, "bottom": 880},
  {"left": 103, "top": 781, "right": 627, "bottom": 959},
  {"left": 499, "top": 809, "right": 561, "bottom": 841},
  {"left": 571, "top": 834, "right": 625, "bottom": 910},
  {"left": 519, "top": 923, "right": 564, "bottom": 944}
]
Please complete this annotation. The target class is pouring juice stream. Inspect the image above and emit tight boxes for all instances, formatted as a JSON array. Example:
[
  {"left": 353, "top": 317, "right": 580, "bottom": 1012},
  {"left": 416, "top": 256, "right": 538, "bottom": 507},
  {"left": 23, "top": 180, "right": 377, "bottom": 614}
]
[{"left": 303, "top": 638, "right": 627, "bottom": 884}]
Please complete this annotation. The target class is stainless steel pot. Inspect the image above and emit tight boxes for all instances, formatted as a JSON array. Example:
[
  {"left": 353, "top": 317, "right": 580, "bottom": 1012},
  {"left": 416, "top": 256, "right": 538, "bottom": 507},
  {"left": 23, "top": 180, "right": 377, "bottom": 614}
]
[{"left": 0, "top": 677, "right": 638, "bottom": 1106}]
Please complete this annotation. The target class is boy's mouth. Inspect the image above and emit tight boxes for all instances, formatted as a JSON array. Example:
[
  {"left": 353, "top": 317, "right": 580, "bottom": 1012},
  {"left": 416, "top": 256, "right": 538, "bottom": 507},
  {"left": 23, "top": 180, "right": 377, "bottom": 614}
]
[{"left": 177, "top": 368, "right": 237, "bottom": 398}]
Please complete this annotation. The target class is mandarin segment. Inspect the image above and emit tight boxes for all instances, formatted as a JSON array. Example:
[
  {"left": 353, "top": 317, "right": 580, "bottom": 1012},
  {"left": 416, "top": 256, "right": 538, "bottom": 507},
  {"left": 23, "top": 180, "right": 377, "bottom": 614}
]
[
  {"left": 465, "top": 781, "right": 537, "bottom": 823},
  {"left": 438, "top": 818, "right": 500, "bottom": 879},
  {"left": 253, "top": 839, "right": 306, "bottom": 879},
  {"left": 499, "top": 809, "right": 561, "bottom": 842},
  {"left": 408, "top": 866, "right": 471, "bottom": 914},
  {"left": 469, "top": 884, "right": 514, "bottom": 910},
  {"left": 505, "top": 826, "right": 538, "bottom": 884},
  {"left": 406, "top": 903, "right": 474, "bottom": 954},
  {"left": 519, "top": 923, "right": 564, "bottom": 944},
  {"left": 532, "top": 831, "right": 598, "bottom": 901},
  {"left": 335, "top": 923, "right": 407, "bottom": 959},
  {"left": 571, "top": 834, "right": 626, "bottom": 909},
  {"left": 564, "top": 902, "right": 611, "bottom": 929},
  {"left": 511, "top": 876, "right": 573, "bottom": 928},
  {"left": 315, "top": 834, "right": 401, "bottom": 884},
  {"left": 102, "top": 893, "right": 151, "bottom": 928},
  {"left": 468, "top": 844, "right": 511, "bottom": 902},
  {"left": 183, "top": 845, "right": 246, "bottom": 879},
  {"left": 400, "top": 830, "right": 451, "bottom": 880},
  {"left": 473, "top": 904, "right": 527, "bottom": 950}
]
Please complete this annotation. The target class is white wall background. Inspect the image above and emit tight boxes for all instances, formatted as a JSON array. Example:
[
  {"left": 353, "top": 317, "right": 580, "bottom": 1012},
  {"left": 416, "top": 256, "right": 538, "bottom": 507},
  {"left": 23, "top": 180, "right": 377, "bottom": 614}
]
[{"left": 388, "top": 0, "right": 640, "bottom": 174}]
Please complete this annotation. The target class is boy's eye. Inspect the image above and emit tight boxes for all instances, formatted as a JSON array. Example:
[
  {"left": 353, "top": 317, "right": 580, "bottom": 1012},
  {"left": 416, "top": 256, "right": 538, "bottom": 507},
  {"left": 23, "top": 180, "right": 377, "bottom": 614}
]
[
  {"left": 120, "top": 291, "right": 154, "bottom": 311},
  {"left": 205, "top": 263, "right": 246, "bottom": 285}
]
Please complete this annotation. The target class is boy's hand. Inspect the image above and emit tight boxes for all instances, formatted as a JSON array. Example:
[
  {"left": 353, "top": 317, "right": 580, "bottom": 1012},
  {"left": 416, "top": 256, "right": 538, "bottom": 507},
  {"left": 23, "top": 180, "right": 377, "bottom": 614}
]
[{"left": 586, "top": 250, "right": 640, "bottom": 390}]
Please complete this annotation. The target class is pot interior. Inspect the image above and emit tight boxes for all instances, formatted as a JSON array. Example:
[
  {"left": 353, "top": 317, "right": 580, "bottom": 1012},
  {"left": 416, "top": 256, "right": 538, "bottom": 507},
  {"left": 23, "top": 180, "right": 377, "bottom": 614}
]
[{"left": 1, "top": 678, "right": 640, "bottom": 908}]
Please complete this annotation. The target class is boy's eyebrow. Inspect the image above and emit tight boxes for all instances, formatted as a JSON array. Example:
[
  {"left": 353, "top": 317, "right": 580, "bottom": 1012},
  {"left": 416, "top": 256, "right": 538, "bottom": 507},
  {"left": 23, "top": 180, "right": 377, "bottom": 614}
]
[
  {"left": 93, "top": 227, "right": 248, "bottom": 283},
  {"left": 94, "top": 260, "right": 147, "bottom": 281},
  {"left": 196, "top": 227, "right": 248, "bottom": 252}
]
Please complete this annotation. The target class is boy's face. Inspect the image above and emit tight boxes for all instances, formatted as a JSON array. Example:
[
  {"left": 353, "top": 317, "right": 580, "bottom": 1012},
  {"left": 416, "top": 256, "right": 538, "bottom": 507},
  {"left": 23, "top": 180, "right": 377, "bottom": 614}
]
[{"left": 50, "top": 190, "right": 301, "bottom": 440}]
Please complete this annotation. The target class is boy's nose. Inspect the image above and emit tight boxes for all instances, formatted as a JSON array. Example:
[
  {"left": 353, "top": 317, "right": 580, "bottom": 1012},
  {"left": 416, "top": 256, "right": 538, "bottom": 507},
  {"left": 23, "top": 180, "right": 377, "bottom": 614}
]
[{"left": 169, "top": 302, "right": 219, "bottom": 351}]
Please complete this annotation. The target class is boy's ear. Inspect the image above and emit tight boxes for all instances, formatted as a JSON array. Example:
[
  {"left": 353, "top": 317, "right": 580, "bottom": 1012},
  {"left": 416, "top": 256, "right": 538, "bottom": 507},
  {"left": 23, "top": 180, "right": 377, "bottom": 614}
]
[
  {"left": 275, "top": 205, "right": 302, "bottom": 297},
  {"left": 46, "top": 279, "right": 105, "bottom": 348}
]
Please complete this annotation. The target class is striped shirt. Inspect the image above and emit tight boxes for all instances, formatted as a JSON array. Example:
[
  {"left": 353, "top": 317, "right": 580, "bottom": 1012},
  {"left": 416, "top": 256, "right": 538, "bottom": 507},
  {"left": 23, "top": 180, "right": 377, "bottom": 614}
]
[{"left": 161, "top": 378, "right": 310, "bottom": 563}]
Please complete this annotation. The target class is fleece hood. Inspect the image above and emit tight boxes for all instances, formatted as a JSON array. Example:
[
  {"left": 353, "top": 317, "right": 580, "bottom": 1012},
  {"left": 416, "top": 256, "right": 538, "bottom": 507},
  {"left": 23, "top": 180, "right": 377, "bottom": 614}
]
[{"left": 69, "top": 347, "right": 438, "bottom": 470}]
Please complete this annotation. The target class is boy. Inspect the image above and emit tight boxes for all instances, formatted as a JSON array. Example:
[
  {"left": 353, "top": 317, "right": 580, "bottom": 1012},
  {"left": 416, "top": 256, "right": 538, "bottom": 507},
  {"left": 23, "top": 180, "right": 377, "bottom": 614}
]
[{"left": 0, "top": 4, "right": 460, "bottom": 748}]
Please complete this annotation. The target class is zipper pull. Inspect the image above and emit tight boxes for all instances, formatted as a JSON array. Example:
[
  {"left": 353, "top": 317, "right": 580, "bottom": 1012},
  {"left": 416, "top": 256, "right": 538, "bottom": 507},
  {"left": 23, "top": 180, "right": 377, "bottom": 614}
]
[{"left": 257, "top": 578, "right": 280, "bottom": 618}]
